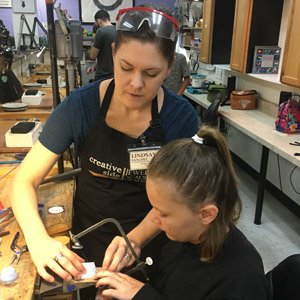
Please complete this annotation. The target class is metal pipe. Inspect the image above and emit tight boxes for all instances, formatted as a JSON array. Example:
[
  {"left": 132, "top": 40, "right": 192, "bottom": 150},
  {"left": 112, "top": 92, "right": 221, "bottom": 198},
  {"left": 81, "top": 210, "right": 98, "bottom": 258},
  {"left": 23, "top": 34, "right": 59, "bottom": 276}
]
[
  {"left": 41, "top": 168, "right": 81, "bottom": 185},
  {"left": 46, "top": 0, "right": 63, "bottom": 173}
]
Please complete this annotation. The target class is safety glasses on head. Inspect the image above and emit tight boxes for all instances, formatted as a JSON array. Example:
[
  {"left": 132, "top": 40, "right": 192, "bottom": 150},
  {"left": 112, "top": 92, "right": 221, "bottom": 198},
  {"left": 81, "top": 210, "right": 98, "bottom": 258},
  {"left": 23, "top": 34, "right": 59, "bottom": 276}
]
[{"left": 116, "top": 6, "right": 179, "bottom": 42}]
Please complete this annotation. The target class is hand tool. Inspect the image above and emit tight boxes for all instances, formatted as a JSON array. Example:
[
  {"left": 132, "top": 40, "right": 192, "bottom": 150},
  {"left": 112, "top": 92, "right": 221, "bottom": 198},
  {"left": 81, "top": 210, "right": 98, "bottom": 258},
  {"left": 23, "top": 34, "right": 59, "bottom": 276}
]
[
  {"left": 10, "top": 231, "right": 28, "bottom": 264},
  {"left": 0, "top": 207, "right": 13, "bottom": 221},
  {"left": 289, "top": 141, "right": 300, "bottom": 146},
  {"left": 0, "top": 160, "right": 22, "bottom": 165},
  {"left": 69, "top": 218, "right": 150, "bottom": 280},
  {"left": 0, "top": 231, "right": 10, "bottom": 237},
  {"left": 0, "top": 209, "right": 14, "bottom": 233},
  {"left": 36, "top": 218, "right": 151, "bottom": 296}
]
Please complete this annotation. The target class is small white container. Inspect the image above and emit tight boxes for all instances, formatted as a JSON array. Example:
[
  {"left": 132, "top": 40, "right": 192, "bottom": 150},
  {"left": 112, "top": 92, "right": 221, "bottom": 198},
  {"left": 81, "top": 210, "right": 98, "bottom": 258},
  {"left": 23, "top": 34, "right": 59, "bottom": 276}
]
[
  {"left": 5, "top": 122, "right": 42, "bottom": 147},
  {"left": 191, "top": 74, "right": 206, "bottom": 88},
  {"left": 0, "top": 266, "right": 18, "bottom": 285},
  {"left": 21, "top": 91, "right": 43, "bottom": 105}
]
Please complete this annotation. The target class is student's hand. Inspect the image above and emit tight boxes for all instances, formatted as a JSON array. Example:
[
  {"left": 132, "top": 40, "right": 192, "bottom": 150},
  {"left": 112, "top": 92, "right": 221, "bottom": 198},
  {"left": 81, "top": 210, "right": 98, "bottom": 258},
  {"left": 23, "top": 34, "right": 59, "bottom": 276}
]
[
  {"left": 28, "top": 235, "right": 86, "bottom": 282},
  {"left": 102, "top": 236, "right": 141, "bottom": 271},
  {"left": 86, "top": 66, "right": 95, "bottom": 74},
  {"left": 95, "top": 270, "right": 144, "bottom": 300}
]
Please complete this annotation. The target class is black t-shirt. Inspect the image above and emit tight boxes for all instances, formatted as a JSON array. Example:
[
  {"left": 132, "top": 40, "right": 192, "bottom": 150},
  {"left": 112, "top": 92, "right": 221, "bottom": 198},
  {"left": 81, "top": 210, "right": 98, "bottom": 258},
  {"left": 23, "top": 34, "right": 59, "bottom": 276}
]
[
  {"left": 134, "top": 226, "right": 270, "bottom": 300},
  {"left": 93, "top": 25, "right": 116, "bottom": 80}
]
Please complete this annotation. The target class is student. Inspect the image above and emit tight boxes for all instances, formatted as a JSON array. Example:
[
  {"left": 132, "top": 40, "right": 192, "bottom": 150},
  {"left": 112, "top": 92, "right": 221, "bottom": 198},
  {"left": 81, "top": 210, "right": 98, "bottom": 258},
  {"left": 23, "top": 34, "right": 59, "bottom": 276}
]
[
  {"left": 163, "top": 52, "right": 190, "bottom": 95},
  {"left": 95, "top": 126, "right": 270, "bottom": 300},
  {"left": 87, "top": 9, "right": 116, "bottom": 81},
  {"left": 10, "top": 5, "right": 199, "bottom": 298}
]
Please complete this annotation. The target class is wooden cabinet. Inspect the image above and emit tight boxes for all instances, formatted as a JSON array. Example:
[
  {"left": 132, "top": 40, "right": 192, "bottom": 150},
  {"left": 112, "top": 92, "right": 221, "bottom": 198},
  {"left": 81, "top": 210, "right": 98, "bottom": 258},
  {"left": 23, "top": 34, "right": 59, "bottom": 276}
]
[
  {"left": 230, "top": 0, "right": 252, "bottom": 72},
  {"left": 200, "top": 0, "right": 235, "bottom": 64},
  {"left": 180, "top": 26, "right": 202, "bottom": 49},
  {"left": 281, "top": 0, "right": 300, "bottom": 87},
  {"left": 230, "top": 0, "right": 284, "bottom": 73}
]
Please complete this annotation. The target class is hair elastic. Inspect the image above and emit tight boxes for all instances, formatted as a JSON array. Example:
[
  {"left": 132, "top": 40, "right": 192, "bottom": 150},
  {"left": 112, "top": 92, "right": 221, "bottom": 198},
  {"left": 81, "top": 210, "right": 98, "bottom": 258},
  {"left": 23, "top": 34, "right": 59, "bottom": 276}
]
[{"left": 191, "top": 135, "right": 204, "bottom": 144}]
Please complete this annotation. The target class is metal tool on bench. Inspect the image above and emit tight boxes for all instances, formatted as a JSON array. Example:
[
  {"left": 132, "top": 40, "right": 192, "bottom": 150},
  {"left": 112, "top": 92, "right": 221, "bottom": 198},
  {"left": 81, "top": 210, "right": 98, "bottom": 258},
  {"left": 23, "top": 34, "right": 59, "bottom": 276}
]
[
  {"left": 0, "top": 207, "right": 14, "bottom": 237},
  {"left": 10, "top": 231, "right": 28, "bottom": 264},
  {"left": 35, "top": 271, "right": 98, "bottom": 296},
  {"left": 69, "top": 218, "right": 151, "bottom": 280},
  {"left": 35, "top": 218, "right": 152, "bottom": 296},
  {"left": 289, "top": 141, "right": 300, "bottom": 156}
]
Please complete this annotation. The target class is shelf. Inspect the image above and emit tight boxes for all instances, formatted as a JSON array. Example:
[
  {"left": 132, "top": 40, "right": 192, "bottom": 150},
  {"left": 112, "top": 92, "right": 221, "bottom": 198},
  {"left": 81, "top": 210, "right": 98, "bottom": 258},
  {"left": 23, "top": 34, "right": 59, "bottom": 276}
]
[
  {"left": 182, "top": 26, "right": 202, "bottom": 30},
  {"left": 216, "top": 64, "right": 293, "bottom": 88}
]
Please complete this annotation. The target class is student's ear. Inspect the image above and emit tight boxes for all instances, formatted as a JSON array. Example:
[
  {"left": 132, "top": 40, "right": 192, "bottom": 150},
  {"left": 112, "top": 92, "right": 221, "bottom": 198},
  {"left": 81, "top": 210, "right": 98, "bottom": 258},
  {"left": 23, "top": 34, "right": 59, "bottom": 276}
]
[
  {"left": 198, "top": 204, "right": 219, "bottom": 225},
  {"left": 111, "top": 42, "right": 116, "bottom": 60},
  {"left": 167, "top": 68, "right": 172, "bottom": 76}
]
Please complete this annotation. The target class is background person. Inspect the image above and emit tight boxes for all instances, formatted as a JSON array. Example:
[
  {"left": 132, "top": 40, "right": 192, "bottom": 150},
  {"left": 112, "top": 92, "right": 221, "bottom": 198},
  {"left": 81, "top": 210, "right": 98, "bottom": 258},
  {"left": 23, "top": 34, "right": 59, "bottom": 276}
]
[
  {"left": 11, "top": 5, "right": 199, "bottom": 299},
  {"left": 87, "top": 9, "right": 116, "bottom": 81},
  {"left": 95, "top": 125, "right": 270, "bottom": 300},
  {"left": 163, "top": 52, "right": 190, "bottom": 96}
]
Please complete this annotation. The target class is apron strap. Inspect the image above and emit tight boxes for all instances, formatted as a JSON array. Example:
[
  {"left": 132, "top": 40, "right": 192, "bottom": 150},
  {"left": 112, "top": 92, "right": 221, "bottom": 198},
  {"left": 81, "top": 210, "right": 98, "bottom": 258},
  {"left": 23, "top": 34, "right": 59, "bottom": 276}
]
[
  {"left": 99, "top": 79, "right": 115, "bottom": 120},
  {"left": 100, "top": 79, "right": 166, "bottom": 144},
  {"left": 150, "top": 96, "right": 166, "bottom": 145}
]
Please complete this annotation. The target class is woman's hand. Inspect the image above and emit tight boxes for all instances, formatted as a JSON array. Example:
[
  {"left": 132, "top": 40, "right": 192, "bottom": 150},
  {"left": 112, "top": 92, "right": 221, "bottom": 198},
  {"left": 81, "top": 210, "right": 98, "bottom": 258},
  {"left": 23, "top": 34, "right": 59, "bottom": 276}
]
[
  {"left": 86, "top": 66, "right": 95, "bottom": 74},
  {"left": 102, "top": 236, "right": 141, "bottom": 272},
  {"left": 95, "top": 270, "right": 145, "bottom": 300},
  {"left": 28, "top": 235, "right": 86, "bottom": 282}
]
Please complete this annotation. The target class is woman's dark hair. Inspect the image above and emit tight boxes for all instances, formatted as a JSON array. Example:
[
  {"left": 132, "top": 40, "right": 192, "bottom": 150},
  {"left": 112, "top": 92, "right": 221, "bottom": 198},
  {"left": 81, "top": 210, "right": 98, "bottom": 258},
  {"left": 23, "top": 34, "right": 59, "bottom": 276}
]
[
  {"left": 147, "top": 125, "right": 242, "bottom": 262},
  {"left": 114, "top": 5, "right": 177, "bottom": 67}
]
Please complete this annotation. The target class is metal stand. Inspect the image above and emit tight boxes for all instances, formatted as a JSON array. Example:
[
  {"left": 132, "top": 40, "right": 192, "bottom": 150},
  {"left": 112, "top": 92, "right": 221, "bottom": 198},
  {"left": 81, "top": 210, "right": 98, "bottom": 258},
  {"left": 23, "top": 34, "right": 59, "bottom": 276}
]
[
  {"left": 16, "top": 14, "right": 48, "bottom": 53},
  {"left": 16, "top": 14, "right": 39, "bottom": 53},
  {"left": 46, "top": 0, "right": 63, "bottom": 173}
]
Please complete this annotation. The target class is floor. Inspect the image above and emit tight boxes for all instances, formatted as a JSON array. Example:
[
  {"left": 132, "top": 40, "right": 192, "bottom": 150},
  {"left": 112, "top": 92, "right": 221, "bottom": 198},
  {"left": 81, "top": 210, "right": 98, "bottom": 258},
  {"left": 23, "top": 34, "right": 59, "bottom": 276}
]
[{"left": 235, "top": 163, "right": 300, "bottom": 273}]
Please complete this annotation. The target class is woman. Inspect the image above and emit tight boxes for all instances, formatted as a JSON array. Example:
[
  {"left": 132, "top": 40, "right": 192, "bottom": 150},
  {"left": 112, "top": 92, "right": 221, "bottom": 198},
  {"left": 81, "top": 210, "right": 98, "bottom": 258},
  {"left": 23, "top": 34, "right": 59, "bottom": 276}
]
[
  {"left": 10, "top": 4, "right": 198, "bottom": 288},
  {"left": 95, "top": 126, "right": 270, "bottom": 300}
]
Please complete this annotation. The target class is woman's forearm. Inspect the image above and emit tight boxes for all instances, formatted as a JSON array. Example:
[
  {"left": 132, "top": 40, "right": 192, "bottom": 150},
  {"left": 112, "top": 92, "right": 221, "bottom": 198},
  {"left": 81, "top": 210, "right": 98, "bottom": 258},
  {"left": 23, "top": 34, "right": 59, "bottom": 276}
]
[
  {"left": 11, "top": 178, "right": 49, "bottom": 243},
  {"left": 11, "top": 141, "right": 60, "bottom": 243}
]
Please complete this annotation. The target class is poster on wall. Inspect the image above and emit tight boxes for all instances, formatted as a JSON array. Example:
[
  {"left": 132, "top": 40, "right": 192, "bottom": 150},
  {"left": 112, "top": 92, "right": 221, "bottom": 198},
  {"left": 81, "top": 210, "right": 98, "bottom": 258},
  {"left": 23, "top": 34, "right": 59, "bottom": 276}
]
[
  {"left": 80, "top": 0, "right": 134, "bottom": 23},
  {"left": 252, "top": 46, "right": 281, "bottom": 74},
  {"left": 0, "top": 0, "right": 12, "bottom": 8}
]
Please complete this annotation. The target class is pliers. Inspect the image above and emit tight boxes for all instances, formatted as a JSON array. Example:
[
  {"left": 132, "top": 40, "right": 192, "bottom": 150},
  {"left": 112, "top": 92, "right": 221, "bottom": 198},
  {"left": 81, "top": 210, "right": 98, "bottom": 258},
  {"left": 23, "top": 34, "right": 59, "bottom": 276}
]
[{"left": 10, "top": 231, "right": 28, "bottom": 265}]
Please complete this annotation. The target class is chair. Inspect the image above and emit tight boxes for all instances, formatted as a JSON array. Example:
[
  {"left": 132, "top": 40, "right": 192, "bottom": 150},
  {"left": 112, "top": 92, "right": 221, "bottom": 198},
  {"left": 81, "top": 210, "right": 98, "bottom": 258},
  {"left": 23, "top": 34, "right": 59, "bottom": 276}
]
[
  {"left": 203, "top": 92, "right": 222, "bottom": 127},
  {"left": 265, "top": 254, "right": 300, "bottom": 300}
]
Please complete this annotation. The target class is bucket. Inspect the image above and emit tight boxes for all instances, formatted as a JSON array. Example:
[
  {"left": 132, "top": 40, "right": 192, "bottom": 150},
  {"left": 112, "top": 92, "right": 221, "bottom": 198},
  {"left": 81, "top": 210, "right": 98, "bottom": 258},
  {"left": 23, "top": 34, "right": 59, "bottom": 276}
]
[{"left": 191, "top": 74, "right": 206, "bottom": 88}]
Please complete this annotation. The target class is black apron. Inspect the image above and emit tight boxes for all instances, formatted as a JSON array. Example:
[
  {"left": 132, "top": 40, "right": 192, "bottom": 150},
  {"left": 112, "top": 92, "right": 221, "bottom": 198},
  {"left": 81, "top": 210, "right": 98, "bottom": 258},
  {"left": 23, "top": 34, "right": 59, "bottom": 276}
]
[{"left": 73, "top": 80, "right": 167, "bottom": 268}]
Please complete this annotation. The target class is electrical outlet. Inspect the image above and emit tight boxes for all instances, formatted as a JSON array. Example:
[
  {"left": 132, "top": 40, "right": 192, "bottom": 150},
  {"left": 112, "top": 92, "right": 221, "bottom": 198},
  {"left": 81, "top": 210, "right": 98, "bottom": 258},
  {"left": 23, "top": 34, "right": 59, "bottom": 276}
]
[{"left": 215, "top": 67, "right": 224, "bottom": 82}]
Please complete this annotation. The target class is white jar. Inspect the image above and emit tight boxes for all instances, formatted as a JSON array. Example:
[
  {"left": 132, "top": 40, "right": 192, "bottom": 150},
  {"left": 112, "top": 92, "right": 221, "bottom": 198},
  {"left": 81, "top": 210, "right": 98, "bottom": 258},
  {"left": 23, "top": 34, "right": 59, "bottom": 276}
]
[
  {"left": 0, "top": 266, "right": 18, "bottom": 285},
  {"left": 191, "top": 74, "right": 206, "bottom": 88}
]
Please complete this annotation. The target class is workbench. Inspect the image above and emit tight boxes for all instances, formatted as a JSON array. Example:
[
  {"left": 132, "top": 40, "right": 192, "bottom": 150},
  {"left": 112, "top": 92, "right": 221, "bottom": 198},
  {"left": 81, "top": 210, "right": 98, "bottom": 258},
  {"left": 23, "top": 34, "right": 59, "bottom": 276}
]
[
  {"left": 0, "top": 73, "right": 65, "bottom": 153},
  {"left": 184, "top": 91, "right": 300, "bottom": 224},
  {"left": 0, "top": 157, "right": 75, "bottom": 300}
]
